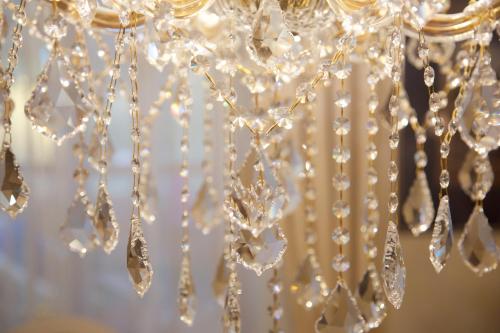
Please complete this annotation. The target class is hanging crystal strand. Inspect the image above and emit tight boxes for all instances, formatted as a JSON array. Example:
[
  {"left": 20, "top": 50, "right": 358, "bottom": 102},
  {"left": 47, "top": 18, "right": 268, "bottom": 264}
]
[
  {"left": 222, "top": 98, "right": 241, "bottom": 333},
  {"left": 402, "top": 31, "right": 436, "bottom": 238},
  {"left": 126, "top": 19, "right": 153, "bottom": 297},
  {"left": 457, "top": 33, "right": 498, "bottom": 276},
  {"left": 290, "top": 103, "right": 328, "bottom": 310},
  {"left": 0, "top": 0, "right": 29, "bottom": 219},
  {"left": 382, "top": 13, "right": 406, "bottom": 310},
  {"left": 356, "top": 47, "right": 387, "bottom": 330},
  {"left": 192, "top": 94, "right": 221, "bottom": 234},
  {"left": 59, "top": 133, "right": 96, "bottom": 257},
  {"left": 178, "top": 72, "right": 197, "bottom": 325},
  {"left": 268, "top": 268, "right": 283, "bottom": 333},
  {"left": 93, "top": 27, "right": 125, "bottom": 254},
  {"left": 316, "top": 36, "right": 365, "bottom": 333}
]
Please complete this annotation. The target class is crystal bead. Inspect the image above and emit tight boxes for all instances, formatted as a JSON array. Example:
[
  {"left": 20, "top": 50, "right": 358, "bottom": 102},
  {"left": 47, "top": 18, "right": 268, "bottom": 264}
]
[
  {"left": 333, "top": 116, "right": 350, "bottom": 135},
  {"left": 367, "top": 167, "right": 378, "bottom": 185},
  {"left": 365, "top": 192, "right": 378, "bottom": 210},
  {"left": 388, "top": 161, "right": 398, "bottom": 182},
  {"left": 414, "top": 150, "right": 428, "bottom": 168},
  {"left": 189, "top": 54, "right": 210, "bottom": 74},
  {"left": 332, "top": 227, "right": 350, "bottom": 245},
  {"left": 269, "top": 107, "right": 293, "bottom": 130},
  {"left": 332, "top": 174, "right": 350, "bottom": 191},
  {"left": 417, "top": 43, "right": 429, "bottom": 59},
  {"left": 440, "top": 142, "right": 450, "bottom": 158},
  {"left": 423, "top": 66, "right": 435, "bottom": 87},
  {"left": 296, "top": 83, "right": 316, "bottom": 103},
  {"left": 335, "top": 91, "right": 351, "bottom": 108},
  {"left": 429, "top": 92, "right": 440, "bottom": 112},
  {"left": 332, "top": 62, "right": 352, "bottom": 80},
  {"left": 382, "top": 221, "right": 406, "bottom": 309},
  {"left": 388, "top": 193, "right": 398, "bottom": 213},
  {"left": 439, "top": 169, "right": 450, "bottom": 188},
  {"left": 43, "top": 15, "right": 68, "bottom": 39},
  {"left": 366, "top": 117, "right": 378, "bottom": 135},
  {"left": 429, "top": 195, "right": 453, "bottom": 273},
  {"left": 368, "top": 95, "right": 378, "bottom": 112},
  {"left": 363, "top": 242, "right": 378, "bottom": 259},
  {"left": 332, "top": 147, "right": 350, "bottom": 163},
  {"left": 366, "top": 142, "right": 378, "bottom": 161},
  {"left": 388, "top": 95, "right": 399, "bottom": 116},
  {"left": 389, "top": 133, "right": 399, "bottom": 149},
  {"left": 332, "top": 254, "right": 350, "bottom": 272},
  {"left": 332, "top": 200, "right": 350, "bottom": 219}
]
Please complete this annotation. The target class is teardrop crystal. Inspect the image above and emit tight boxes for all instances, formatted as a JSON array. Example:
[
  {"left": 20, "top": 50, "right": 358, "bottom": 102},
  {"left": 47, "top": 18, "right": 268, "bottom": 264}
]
[
  {"left": 429, "top": 195, "right": 453, "bottom": 273},
  {"left": 382, "top": 221, "right": 406, "bottom": 309},
  {"left": 178, "top": 254, "right": 197, "bottom": 326},
  {"left": 234, "top": 224, "right": 288, "bottom": 276},
  {"left": 356, "top": 264, "right": 387, "bottom": 329},
  {"left": 402, "top": 170, "right": 435, "bottom": 236},
  {"left": 93, "top": 184, "right": 119, "bottom": 254},
  {"left": 24, "top": 47, "right": 91, "bottom": 146},
  {"left": 315, "top": 280, "right": 366, "bottom": 333},
  {"left": 59, "top": 192, "right": 96, "bottom": 257},
  {"left": 0, "top": 148, "right": 29, "bottom": 218},
  {"left": 290, "top": 254, "right": 329, "bottom": 310},
  {"left": 212, "top": 253, "right": 229, "bottom": 307},
  {"left": 192, "top": 180, "right": 222, "bottom": 234},
  {"left": 458, "top": 206, "right": 498, "bottom": 276},
  {"left": 127, "top": 215, "right": 153, "bottom": 297}
]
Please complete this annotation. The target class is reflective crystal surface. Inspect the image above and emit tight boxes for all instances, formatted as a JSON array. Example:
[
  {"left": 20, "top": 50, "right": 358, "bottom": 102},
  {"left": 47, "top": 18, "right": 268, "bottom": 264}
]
[
  {"left": 192, "top": 180, "right": 222, "bottom": 234},
  {"left": 429, "top": 195, "right": 453, "bottom": 273},
  {"left": 93, "top": 185, "right": 119, "bottom": 254},
  {"left": 458, "top": 150, "right": 494, "bottom": 201},
  {"left": 315, "top": 280, "right": 366, "bottom": 333},
  {"left": 458, "top": 206, "right": 498, "bottom": 276},
  {"left": 59, "top": 193, "right": 96, "bottom": 257},
  {"left": 223, "top": 273, "right": 241, "bottom": 333},
  {"left": 234, "top": 224, "right": 287, "bottom": 276},
  {"left": 290, "top": 254, "right": 329, "bottom": 310},
  {"left": 0, "top": 148, "right": 29, "bottom": 218},
  {"left": 178, "top": 254, "right": 197, "bottom": 326},
  {"left": 382, "top": 221, "right": 406, "bottom": 309},
  {"left": 356, "top": 264, "right": 386, "bottom": 329},
  {"left": 127, "top": 216, "right": 153, "bottom": 297},
  {"left": 25, "top": 48, "right": 90, "bottom": 146},
  {"left": 212, "top": 253, "right": 229, "bottom": 307},
  {"left": 402, "top": 170, "right": 435, "bottom": 236}
]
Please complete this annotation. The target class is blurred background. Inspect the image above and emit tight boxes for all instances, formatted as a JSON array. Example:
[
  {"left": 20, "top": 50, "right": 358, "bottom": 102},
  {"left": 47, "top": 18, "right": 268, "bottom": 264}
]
[{"left": 1, "top": 1, "right": 500, "bottom": 333}]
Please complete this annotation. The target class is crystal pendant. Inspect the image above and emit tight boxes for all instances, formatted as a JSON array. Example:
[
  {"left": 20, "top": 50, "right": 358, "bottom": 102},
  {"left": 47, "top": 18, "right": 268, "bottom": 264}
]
[
  {"left": 429, "top": 195, "right": 453, "bottom": 273},
  {"left": 93, "top": 185, "right": 119, "bottom": 254},
  {"left": 88, "top": 125, "right": 114, "bottom": 171},
  {"left": 223, "top": 273, "right": 241, "bottom": 333},
  {"left": 0, "top": 148, "right": 29, "bottom": 218},
  {"left": 382, "top": 221, "right": 406, "bottom": 309},
  {"left": 458, "top": 206, "right": 498, "bottom": 276},
  {"left": 290, "top": 254, "right": 329, "bottom": 310},
  {"left": 228, "top": 147, "right": 287, "bottom": 237},
  {"left": 59, "top": 192, "right": 96, "bottom": 257},
  {"left": 402, "top": 170, "right": 435, "bottom": 236},
  {"left": 315, "top": 280, "right": 366, "bottom": 333},
  {"left": 234, "top": 224, "right": 288, "bottom": 276},
  {"left": 212, "top": 253, "right": 229, "bottom": 307},
  {"left": 192, "top": 180, "right": 222, "bottom": 234},
  {"left": 127, "top": 215, "right": 153, "bottom": 297},
  {"left": 75, "top": 0, "right": 97, "bottom": 25},
  {"left": 356, "top": 264, "right": 387, "bottom": 329},
  {"left": 25, "top": 47, "right": 91, "bottom": 146},
  {"left": 458, "top": 150, "right": 494, "bottom": 201},
  {"left": 178, "top": 254, "right": 197, "bottom": 326}
]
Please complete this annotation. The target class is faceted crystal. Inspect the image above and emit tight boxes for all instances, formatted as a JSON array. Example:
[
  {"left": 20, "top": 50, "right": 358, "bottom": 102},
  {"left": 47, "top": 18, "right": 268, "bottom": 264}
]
[
  {"left": 234, "top": 225, "right": 287, "bottom": 276},
  {"left": 0, "top": 148, "right": 29, "bottom": 218},
  {"left": 356, "top": 264, "right": 387, "bottom": 330},
  {"left": 423, "top": 65, "right": 435, "bottom": 87},
  {"left": 458, "top": 150, "right": 494, "bottom": 201},
  {"left": 212, "top": 253, "right": 229, "bottom": 307},
  {"left": 429, "top": 195, "right": 453, "bottom": 273},
  {"left": 139, "top": 164, "right": 158, "bottom": 224},
  {"left": 290, "top": 254, "right": 329, "bottom": 310},
  {"left": 315, "top": 280, "right": 366, "bottom": 333},
  {"left": 75, "top": 0, "right": 97, "bottom": 25},
  {"left": 25, "top": 48, "right": 90, "bottom": 146},
  {"left": 332, "top": 254, "right": 350, "bottom": 272},
  {"left": 458, "top": 206, "right": 498, "bottom": 276},
  {"left": 127, "top": 216, "right": 153, "bottom": 297},
  {"left": 223, "top": 273, "right": 241, "bottom": 333},
  {"left": 178, "top": 254, "right": 197, "bottom": 325},
  {"left": 192, "top": 181, "right": 222, "bottom": 234},
  {"left": 382, "top": 221, "right": 406, "bottom": 309},
  {"left": 402, "top": 170, "right": 435, "bottom": 236},
  {"left": 59, "top": 193, "right": 96, "bottom": 257},
  {"left": 93, "top": 185, "right": 119, "bottom": 254}
]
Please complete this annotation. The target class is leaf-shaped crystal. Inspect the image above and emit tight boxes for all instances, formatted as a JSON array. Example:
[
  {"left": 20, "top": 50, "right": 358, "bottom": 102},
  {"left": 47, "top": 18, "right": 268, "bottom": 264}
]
[
  {"left": 25, "top": 47, "right": 90, "bottom": 146},
  {"left": 93, "top": 185, "right": 119, "bottom": 254},
  {"left": 382, "top": 221, "right": 406, "bottom": 309},
  {"left": 290, "top": 254, "right": 329, "bottom": 310},
  {"left": 357, "top": 264, "right": 387, "bottom": 329},
  {"left": 402, "top": 170, "right": 435, "bottom": 236},
  {"left": 458, "top": 150, "right": 494, "bottom": 201},
  {"left": 212, "top": 253, "right": 229, "bottom": 307},
  {"left": 0, "top": 148, "right": 29, "bottom": 218},
  {"left": 429, "top": 195, "right": 453, "bottom": 273},
  {"left": 192, "top": 180, "right": 222, "bottom": 234},
  {"left": 178, "top": 254, "right": 197, "bottom": 326},
  {"left": 458, "top": 206, "right": 498, "bottom": 276},
  {"left": 315, "top": 280, "right": 366, "bottom": 333},
  {"left": 127, "top": 215, "right": 153, "bottom": 297},
  {"left": 59, "top": 192, "right": 96, "bottom": 257},
  {"left": 234, "top": 224, "right": 288, "bottom": 276}
]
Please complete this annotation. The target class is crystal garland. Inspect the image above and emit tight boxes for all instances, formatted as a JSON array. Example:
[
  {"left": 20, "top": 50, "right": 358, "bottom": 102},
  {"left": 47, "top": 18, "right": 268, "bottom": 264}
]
[{"left": 0, "top": 0, "right": 500, "bottom": 332}]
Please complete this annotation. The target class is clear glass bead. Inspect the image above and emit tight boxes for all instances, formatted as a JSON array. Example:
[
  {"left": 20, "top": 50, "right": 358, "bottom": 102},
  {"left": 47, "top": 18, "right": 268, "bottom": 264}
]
[
  {"left": 332, "top": 62, "right": 352, "bottom": 80},
  {"left": 335, "top": 91, "right": 351, "bottom": 108},
  {"left": 332, "top": 254, "right": 350, "bottom": 272},
  {"left": 388, "top": 161, "right": 398, "bottom": 182},
  {"left": 43, "top": 15, "right": 68, "bottom": 40},
  {"left": 332, "top": 174, "right": 350, "bottom": 191},
  {"left": 389, "top": 132, "right": 399, "bottom": 150},
  {"left": 332, "top": 227, "right": 350, "bottom": 245},
  {"left": 423, "top": 66, "right": 435, "bottom": 87},
  {"left": 333, "top": 117, "right": 351, "bottom": 135},
  {"left": 296, "top": 83, "right": 316, "bottom": 103},
  {"left": 365, "top": 192, "right": 378, "bottom": 210},
  {"left": 332, "top": 147, "right": 351, "bottom": 163},
  {"left": 440, "top": 142, "right": 450, "bottom": 158},
  {"left": 366, "top": 117, "right": 378, "bottom": 135},
  {"left": 388, "top": 192, "right": 398, "bottom": 213},
  {"left": 332, "top": 200, "right": 350, "bottom": 219},
  {"left": 414, "top": 150, "right": 428, "bottom": 168},
  {"left": 367, "top": 167, "right": 378, "bottom": 185},
  {"left": 429, "top": 92, "right": 440, "bottom": 112},
  {"left": 439, "top": 169, "right": 450, "bottom": 188}
]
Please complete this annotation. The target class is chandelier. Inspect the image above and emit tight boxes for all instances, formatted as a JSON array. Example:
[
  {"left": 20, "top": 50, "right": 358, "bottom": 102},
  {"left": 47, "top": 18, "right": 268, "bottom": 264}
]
[{"left": 0, "top": 0, "right": 499, "bottom": 331}]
